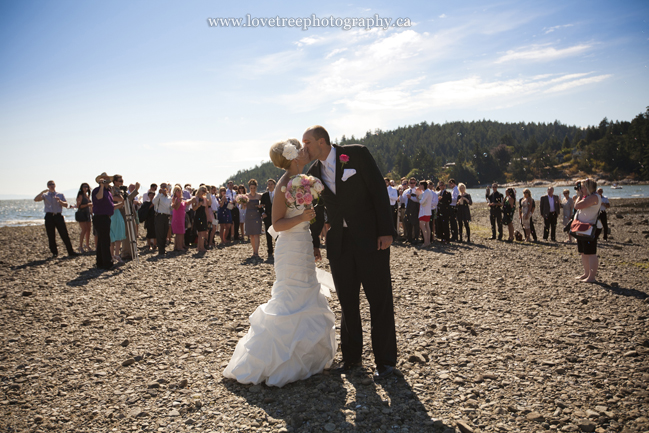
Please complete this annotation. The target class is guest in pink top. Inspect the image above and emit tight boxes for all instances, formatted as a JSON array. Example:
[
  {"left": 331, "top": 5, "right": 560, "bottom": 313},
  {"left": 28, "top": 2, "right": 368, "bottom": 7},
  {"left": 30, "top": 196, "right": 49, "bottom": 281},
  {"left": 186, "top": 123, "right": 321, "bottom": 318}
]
[{"left": 171, "top": 185, "right": 190, "bottom": 252}]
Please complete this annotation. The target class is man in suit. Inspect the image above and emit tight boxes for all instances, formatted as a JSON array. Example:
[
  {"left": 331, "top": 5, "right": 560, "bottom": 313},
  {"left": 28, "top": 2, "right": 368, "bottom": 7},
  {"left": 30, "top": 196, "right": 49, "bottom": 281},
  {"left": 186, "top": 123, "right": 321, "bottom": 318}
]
[
  {"left": 448, "top": 179, "right": 459, "bottom": 242},
  {"left": 436, "top": 180, "right": 452, "bottom": 243},
  {"left": 304, "top": 125, "right": 397, "bottom": 379},
  {"left": 402, "top": 177, "right": 420, "bottom": 244},
  {"left": 540, "top": 187, "right": 561, "bottom": 241},
  {"left": 260, "top": 178, "right": 276, "bottom": 259},
  {"left": 487, "top": 183, "right": 504, "bottom": 240}
]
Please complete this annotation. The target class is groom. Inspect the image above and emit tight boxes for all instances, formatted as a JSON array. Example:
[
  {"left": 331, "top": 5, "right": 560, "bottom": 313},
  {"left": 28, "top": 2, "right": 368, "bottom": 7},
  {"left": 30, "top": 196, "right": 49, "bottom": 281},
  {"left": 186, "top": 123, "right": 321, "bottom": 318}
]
[{"left": 304, "top": 125, "right": 398, "bottom": 379}]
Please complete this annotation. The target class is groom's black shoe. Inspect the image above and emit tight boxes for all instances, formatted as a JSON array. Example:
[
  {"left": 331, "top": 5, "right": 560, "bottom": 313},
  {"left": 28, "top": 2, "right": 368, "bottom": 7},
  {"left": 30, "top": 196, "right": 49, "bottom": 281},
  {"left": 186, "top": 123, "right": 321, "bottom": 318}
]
[
  {"left": 334, "top": 360, "right": 362, "bottom": 373},
  {"left": 373, "top": 365, "right": 395, "bottom": 380}
]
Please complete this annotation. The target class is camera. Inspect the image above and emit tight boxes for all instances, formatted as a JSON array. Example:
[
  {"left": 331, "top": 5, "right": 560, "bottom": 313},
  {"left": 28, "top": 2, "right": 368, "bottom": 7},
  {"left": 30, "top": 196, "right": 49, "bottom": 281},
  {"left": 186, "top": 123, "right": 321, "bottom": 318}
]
[{"left": 574, "top": 182, "right": 581, "bottom": 191}]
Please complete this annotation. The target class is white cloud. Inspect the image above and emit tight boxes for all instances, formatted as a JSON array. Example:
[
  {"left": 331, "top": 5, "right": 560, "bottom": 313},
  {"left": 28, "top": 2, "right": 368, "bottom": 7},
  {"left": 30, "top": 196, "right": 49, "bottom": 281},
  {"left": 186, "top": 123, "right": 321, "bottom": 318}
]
[
  {"left": 325, "top": 48, "right": 348, "bottom": 59},
  {"left": 545, "top": 74, "right": 612, "bottom": 93},
  {"left": 439, "top": 14, "right": 447, "bottom": 18},
  {"left": 543, "top": 24, "right": 574, "bottom": 34},
  {"left": 496, "top": 44, "right": 591, "bottom": 63}
]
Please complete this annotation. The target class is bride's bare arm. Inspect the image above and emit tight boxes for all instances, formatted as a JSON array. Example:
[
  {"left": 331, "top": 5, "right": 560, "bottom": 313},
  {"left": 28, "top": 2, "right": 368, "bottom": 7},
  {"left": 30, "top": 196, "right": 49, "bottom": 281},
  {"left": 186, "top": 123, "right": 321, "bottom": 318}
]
[{"left": 271, "top": 174, "right": 315, "bottom": 232}]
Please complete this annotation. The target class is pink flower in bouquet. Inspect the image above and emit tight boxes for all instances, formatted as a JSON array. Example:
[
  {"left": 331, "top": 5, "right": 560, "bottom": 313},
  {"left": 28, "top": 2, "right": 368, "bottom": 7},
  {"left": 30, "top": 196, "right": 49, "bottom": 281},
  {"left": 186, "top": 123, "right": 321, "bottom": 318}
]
[
  {"left": 303, "top": 193, "right": 313, "bottom": 204},
  {"left": 295, "top": 191, "right": 304, "bottom": 200},
  {"left": 296, "top": 197, "right": 305, "bottom": 206},
  {"left": 301, "top": 178, "right": 310, "bottom": 187},
  {"left": 339, "top": 154, "right": 350, "bottom": 166},
  {"left": 287, "top": 179, "right": 293, "bottom": 189},
  {"left": 285, "top": 191, "right": 295, "bottom": 203}
]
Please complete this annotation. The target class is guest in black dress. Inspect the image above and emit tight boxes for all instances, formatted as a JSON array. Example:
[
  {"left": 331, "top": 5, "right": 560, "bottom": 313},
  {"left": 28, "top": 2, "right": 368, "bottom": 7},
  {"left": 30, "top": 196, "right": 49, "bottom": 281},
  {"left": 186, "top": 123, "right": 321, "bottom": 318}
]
[
  {"left": 190, "top": 186, "right": 211, "bottom": 253},
  {"left": 456, "top": 183, "right": 473, "bottom": 242},
  {"left": 76, "top": 183, "right": 93, "bottom": 252}
]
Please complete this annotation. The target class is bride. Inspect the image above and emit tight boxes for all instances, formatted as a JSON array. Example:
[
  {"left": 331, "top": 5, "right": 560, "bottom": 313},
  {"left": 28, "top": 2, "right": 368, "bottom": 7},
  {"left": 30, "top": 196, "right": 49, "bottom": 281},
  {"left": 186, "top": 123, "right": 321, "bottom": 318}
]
[{"left": 222, "top": 138, "right": 337, "bottom": 387}]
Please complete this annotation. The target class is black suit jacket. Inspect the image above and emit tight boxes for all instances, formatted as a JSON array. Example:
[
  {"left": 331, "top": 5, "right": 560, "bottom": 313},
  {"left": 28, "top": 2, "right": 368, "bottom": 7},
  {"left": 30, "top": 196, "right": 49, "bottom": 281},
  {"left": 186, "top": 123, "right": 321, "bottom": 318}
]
[
  {"left": 540, "top": 194, "right": 561, "bottom": 218},
  {"left": 260, "top": 191, "right": 273, "bottom": 226},
  {"left": 308, "top": 144, "right": 396, "bottom": 257}
]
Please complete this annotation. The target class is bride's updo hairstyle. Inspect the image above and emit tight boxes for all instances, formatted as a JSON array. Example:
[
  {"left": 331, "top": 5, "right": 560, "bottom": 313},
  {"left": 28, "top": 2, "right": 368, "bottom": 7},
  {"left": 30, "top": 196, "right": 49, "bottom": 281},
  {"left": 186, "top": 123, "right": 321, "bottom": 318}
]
[{"left": 270, "top": 138, "right": 301, "bottom": 170}]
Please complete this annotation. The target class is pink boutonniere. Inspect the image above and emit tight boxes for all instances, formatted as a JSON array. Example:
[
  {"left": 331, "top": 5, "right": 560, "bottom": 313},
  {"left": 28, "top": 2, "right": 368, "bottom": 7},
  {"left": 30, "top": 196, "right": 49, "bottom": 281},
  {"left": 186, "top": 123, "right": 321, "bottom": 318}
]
[{"left": 339, "top": 154, "right": 350, "bottom": 167}]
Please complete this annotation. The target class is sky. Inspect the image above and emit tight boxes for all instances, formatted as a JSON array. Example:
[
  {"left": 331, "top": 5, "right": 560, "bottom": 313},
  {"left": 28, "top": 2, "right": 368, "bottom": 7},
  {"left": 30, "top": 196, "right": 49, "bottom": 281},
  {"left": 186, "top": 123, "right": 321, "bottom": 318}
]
[{"left": 1, "top": 0, "right": 648, "bottom": 198}]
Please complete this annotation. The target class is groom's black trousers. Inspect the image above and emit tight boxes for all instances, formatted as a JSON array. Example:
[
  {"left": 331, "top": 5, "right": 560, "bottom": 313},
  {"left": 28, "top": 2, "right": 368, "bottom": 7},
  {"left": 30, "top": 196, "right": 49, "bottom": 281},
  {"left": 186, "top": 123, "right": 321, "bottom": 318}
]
[{"left": 328, "top": 228, "right": 397, "bottom": 368}]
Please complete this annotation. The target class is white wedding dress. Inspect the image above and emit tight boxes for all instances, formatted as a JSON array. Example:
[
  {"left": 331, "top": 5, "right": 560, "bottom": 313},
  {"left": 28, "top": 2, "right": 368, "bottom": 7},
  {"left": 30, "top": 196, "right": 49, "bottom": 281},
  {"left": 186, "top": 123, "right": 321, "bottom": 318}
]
[{"left": 223, "top": 206, "right": 337, "bottom": 387}]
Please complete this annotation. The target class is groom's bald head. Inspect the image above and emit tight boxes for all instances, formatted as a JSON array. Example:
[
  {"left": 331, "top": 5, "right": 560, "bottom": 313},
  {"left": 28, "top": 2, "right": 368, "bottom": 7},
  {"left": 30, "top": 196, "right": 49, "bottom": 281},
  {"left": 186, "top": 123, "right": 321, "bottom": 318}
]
[{"left": 305, "top": 125, "right": 330, "bottom": 147}]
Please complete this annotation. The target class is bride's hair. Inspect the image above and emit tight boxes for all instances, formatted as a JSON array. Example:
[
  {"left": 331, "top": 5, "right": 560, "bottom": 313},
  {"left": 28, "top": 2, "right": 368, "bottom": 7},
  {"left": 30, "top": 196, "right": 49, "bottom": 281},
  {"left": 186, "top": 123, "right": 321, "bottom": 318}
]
[{"left": 269, "top": 138, "right": 301, "bottom": 170}]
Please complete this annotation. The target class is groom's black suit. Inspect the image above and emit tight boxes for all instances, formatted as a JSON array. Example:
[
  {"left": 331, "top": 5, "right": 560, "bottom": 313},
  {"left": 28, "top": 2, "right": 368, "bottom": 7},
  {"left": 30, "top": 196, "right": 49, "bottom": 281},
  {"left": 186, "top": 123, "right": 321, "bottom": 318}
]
[{"left": 308, "top": 144, "right": 397, "bottom": 368}]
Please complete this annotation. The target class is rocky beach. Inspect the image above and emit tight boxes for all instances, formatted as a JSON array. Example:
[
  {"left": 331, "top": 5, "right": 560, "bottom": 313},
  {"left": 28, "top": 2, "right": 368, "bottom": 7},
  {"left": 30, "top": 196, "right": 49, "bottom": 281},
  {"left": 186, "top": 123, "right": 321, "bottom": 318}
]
[{"left": 1, "top": 198, "right": 648, "bottom": 433}]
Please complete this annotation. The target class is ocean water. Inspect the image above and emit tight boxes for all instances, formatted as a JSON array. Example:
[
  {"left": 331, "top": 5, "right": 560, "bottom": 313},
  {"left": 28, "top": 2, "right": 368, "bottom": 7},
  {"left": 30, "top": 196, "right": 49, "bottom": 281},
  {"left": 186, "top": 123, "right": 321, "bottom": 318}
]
[
  {"left": 0, "top": 199, "right": 77, "bottom": 227},
  {"left": 466, "top": 184, "right": 649, "bottom": 203},
  {"left": 1, "top": 184, "right": 648, "bottom": 227}
]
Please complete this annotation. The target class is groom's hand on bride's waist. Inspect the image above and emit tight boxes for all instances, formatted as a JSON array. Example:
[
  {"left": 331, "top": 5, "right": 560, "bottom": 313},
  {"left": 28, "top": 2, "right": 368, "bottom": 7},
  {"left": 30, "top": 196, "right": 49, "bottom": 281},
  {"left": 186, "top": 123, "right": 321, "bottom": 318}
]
[{"left": 377, "top": 235, "right": 393, "bottom": 250}]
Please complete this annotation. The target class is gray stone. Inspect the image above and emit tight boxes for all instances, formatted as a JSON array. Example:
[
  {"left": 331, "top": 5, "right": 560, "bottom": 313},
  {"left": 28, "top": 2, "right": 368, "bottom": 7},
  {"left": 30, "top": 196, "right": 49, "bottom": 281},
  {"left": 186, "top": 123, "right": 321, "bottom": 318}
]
[
  {"left": 456, "top": 420, "right": 474, "bottom": 433},
  {"left": 324, "top": 423, "right": 336, "bottom": 432},
  {"left": 169, "top": 409, "right": 180, "bottom": 417},
  {"left": 121, "top": 358, "right": 135, "bottom": 367},
  {"left": 576, "top": 419, "right": 596, "bottom": 432}
]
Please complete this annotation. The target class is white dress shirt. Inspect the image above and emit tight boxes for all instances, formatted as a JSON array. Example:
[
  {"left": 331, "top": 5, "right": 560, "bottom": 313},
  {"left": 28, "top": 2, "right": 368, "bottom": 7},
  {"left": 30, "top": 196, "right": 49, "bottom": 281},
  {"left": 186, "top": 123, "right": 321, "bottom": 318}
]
[
  {"left": 401, "top": 187, "right": 419, "bottom": 205},
  {"left": 321, "top": 147, "right": 347, "bottom": 227},
  {"left": 152, "top": 193, "right": 172, "bottom": 215},
  {"left": 451, "top": 186, "right": 459, "bottom": 207},
  {"left": 387, "top": 185, "right": 398, "bottom": 206},
  {"left": 548, "top": 195, "right": 556, "bottom": 213}
]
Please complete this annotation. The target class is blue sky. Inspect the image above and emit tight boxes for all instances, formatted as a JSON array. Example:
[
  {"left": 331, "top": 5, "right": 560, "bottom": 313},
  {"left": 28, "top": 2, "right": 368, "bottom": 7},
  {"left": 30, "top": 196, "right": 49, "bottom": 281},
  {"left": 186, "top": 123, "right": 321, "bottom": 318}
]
[{"left": 1, "top": 0, "right": 647, "bottom": 198}]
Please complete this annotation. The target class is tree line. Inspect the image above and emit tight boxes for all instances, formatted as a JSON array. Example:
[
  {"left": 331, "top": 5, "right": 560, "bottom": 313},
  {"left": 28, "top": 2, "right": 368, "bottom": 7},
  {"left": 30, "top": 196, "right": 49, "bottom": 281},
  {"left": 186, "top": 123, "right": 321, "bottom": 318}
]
[{"left": 225, "top": 107, "right": 649, "bottom": 187}]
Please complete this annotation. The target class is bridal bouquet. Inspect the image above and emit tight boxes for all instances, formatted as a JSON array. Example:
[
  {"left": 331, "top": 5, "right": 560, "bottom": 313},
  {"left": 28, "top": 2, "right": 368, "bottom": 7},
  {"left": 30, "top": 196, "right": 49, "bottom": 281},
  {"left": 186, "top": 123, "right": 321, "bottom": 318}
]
[
  {"left": 235, "top": 195, "right": 249, "bottom": 207},
  {"left": 281, "top": 174, "right": 324, "bottom": 218}
]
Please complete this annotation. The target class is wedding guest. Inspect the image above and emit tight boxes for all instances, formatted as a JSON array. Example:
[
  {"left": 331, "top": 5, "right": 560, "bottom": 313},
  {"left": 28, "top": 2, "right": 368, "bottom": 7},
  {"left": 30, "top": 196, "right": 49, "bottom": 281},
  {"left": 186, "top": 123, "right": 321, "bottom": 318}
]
[
  {"left": 415, "top": 180, "right": 433, "bottom": 247},
  {"left": 34, "top": 180, "right": 78, "bottom": 257},
  {"left": 502, "top": 188, "right": 516, "bottom": 242},
  {"left": 171, "top": 185, "right": 189, "bottom": 251},
  {"left": 540, "top": 186, "right": 561, "bottom": 241},
  {"left": 140, "top": 191, "right": 156, "bottom": 250},
  {"left": 597, "top": 188, "right": 610, "bottom": 241},
  {"left": 456, "top": 183, "right": 473, "bottom": 242},
  {"left": 448, "top": 179, "right": 459, "bottom": 242},
  {"left": 237, "top": 184, "right": 248, "bottom": 242},
  {"left": 75, "top": 183, "right": 93, "bottom": 252},
  {"left": 520, "top": 189, "right": 533, "bottom": 242},
  {"left": 208, "top": 185, "right": 220, "bottom": 247},
  {"left": 402, "top": 177, "right": 420, "bottom": 243},
  {"left": 190, "top": 186, "right": 211, "bottom": 253},
  {"left": 109, "top": 175, "right": 126, "bottom": 263},
  {"left": 386, "top": 178, "right": 399, "bottom": 231},
  {"left": 561, "top": 189, "right": 575, "bottom": 243},
  {"left": 152, "top": 183, "right": 172, "bottom": 256},
  {"left": 261, "top": 179, "right": 276, "bottom": 258},
  {"left": 397, "top": 178, "right": 408, "bottom": 237},
  {"left": 487, "top": 183, "right": 504, "bottom": 240},
  {"left": 226, "top": 181, "right": 240, "bottom": 241},
  {"left": 519, "top": 192, "right": 538, "bottom": 242},
  {"left": 428, "top": 181, "right": 438, "bottom": 243},
  {"left": 218, "top": 187, "right": 233, "bottom": 245},
  {"left": 437, "top": 180, "right": 452, "bottom": 243},
  {"left": 574, "top": 179, "right": 602, "bottom": 283},
  {"left": 92, "top": 173, "right": 114, "bottom": 269},
  {"left": 245, "top": 179, "right": 264, "bottom": 258},
  {"left": 183, "top": 184, "right": 192, "bottom": 200},
  {"left": 142, "top": 183, "right": 157, "bottom": 203}
]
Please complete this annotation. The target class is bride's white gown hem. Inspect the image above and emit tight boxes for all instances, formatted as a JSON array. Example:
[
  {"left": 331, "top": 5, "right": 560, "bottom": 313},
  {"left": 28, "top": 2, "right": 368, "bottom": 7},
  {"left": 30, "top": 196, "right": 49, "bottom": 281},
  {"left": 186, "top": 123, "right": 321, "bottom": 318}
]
[{"left": 222, "top": 207, "right": 337, "bottom": 388}]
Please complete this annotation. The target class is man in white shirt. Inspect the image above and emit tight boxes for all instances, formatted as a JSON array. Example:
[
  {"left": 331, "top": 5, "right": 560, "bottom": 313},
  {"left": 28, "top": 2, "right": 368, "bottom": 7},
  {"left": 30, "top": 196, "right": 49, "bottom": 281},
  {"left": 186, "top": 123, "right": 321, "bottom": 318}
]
[
  {"left": 385, "top": 178, "right": 399, "bottom": 231},
  {"left": 597, "top": 188, "right": 611, "bottom": 240},
  {"left": 152, "top": 183, "right": 172, "bottom": 255},
  {"left": 428, "top": 181, "right": 439, "bottom": 242},
  {"left": 448, "top": 179, "right": 460, "bottom": 242},
  {"left": 34, "top": 180, "right": 78, "bottom": 257}
]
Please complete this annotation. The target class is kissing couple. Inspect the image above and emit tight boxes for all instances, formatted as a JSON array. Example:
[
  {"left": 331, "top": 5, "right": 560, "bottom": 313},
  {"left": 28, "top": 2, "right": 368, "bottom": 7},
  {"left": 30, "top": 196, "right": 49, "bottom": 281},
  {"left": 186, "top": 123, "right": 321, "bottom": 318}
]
[{"left": 223, "top": 125, "right": 398, "bottom": 387}]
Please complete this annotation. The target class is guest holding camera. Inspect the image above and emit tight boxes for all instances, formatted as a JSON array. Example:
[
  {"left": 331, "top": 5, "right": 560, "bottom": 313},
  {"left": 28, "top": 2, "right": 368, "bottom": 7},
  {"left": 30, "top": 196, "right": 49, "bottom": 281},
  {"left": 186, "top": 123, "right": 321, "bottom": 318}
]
[
  {"left": 92, "top": 173, "right": 115, "bottom": 269},
  {"left": 35, "top": 180, "right": 78, "bottom": 258},
  {"left": 573, "top": 179, "right": 602, "bottom": 283},
  {"left": 560, "top": 189, "right": 574, "bottom": 243}
]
